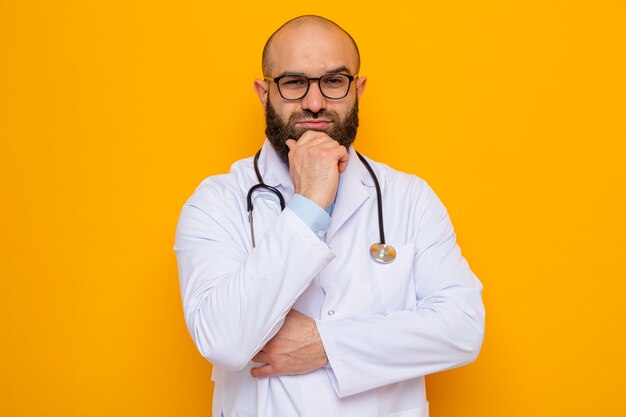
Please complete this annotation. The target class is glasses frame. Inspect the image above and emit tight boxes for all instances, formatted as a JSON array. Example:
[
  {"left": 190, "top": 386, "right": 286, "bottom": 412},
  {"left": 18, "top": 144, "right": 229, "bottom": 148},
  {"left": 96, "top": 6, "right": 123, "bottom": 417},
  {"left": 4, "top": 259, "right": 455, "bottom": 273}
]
[{"left": 265, "top": 73, "right": 358, "bottom": 101}]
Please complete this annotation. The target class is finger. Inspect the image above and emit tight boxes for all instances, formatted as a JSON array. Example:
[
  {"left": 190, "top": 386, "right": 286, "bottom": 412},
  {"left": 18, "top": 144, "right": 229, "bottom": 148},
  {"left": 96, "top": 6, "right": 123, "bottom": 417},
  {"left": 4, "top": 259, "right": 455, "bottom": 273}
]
[
  {"left": 250, "top": 364, "right": 277, "bottom": 378},
  {"left": 337, "top": 147, "right": 349, "bottom": 173},
  {"left": 251, "top": 351, "right": 267, "bottom": 363},
  {"left": 296, "top": 139, "right": 346, "bottom": 159},
  {"left": 295, "top": 130, "right": 335, "bottom": 146},
  {"left": 290, "top": 136, "right": 333, "bottom": 152},
  {"left": 337, "top": 145, "right": 349, "bottom": 159},
  {"left": 286, "top": 137, "right": 336, "bottom": 163},
  {"left": 286, "top": 308, "right": 301, "bottom": 318},
  {"left": 296, "top": 130, "right": 324, "bottom": 143}
]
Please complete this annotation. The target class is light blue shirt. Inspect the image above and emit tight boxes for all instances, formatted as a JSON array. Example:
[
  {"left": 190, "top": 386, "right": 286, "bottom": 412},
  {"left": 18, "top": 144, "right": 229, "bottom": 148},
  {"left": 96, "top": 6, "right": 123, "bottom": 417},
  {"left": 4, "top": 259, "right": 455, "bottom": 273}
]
[{"left": 287, "top": 194, "right": 334, "bottom": 238}]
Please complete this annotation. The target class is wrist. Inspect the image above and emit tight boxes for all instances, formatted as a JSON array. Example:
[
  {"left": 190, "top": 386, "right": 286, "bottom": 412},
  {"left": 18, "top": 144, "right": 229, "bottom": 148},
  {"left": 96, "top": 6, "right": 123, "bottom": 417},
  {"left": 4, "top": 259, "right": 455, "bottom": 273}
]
[{"left": 297, "top": 189, "right": 331, "bottom": 210}]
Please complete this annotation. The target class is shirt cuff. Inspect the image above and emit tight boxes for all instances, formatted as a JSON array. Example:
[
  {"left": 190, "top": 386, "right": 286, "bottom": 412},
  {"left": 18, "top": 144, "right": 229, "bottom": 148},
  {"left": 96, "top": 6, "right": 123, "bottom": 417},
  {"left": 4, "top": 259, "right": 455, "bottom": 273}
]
[{"left": 287, "top": 194, "right": 332, "bottom": 238}]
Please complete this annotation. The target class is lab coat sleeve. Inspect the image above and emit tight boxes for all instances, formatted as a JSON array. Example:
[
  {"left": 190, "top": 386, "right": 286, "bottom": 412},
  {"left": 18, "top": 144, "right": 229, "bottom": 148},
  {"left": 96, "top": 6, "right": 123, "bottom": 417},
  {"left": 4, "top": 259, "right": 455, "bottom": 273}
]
[
  {"left": 174, "top": 184, "right": 335, "bottom": 371},
  {"left": 316, "top": 182, "right": 485, "bottom": 397}
]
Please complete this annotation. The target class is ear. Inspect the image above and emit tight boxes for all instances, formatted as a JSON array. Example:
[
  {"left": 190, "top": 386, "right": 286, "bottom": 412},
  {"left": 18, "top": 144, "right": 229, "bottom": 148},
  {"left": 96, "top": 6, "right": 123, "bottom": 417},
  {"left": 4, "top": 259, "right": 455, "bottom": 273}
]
[
  {"left": 254, "top": 78, "right": 269, "bottom": 110},
  {"left": 356, "top": 76, "right": 367, "bottom": 100}
]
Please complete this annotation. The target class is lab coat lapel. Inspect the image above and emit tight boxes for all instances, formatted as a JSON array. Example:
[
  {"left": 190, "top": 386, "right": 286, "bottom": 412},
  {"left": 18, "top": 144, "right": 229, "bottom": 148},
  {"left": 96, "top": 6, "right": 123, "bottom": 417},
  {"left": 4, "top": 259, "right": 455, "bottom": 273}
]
[
  {"left": 326, "top": 147, "right": 371, "bottom": 243},
  {"left": 257, "top": 139, "right": 294, "bottom": 197}
]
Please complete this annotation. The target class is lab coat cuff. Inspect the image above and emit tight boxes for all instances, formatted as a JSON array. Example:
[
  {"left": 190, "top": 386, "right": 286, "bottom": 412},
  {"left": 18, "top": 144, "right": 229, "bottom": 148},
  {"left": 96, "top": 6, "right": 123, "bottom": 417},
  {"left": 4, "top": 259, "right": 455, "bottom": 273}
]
[{"left": 287, "top": 194, "right": 332, "bottom": 237}]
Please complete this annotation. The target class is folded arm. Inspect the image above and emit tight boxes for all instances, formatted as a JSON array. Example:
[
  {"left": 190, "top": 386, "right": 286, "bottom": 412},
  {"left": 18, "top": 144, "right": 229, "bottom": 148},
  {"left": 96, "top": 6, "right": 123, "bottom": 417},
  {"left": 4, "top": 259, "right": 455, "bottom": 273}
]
[
  {"left": 174, "top": 192, "right": 334, "bottom": 371},
  {"left": 317, "top": 184, "right": 485, "bottom": 397}
]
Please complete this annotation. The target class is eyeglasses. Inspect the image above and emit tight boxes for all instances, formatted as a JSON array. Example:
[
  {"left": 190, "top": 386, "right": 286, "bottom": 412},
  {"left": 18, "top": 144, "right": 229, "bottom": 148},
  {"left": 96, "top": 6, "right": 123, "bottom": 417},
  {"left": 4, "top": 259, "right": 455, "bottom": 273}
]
[{"left": 265, "top": 73, "right": 358, "bottom": 100}]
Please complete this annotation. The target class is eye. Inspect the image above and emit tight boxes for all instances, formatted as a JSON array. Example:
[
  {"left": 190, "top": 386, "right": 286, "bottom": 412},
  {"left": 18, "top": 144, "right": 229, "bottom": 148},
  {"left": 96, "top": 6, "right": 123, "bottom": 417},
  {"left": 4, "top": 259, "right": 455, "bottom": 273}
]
[
  {"left": 321, "top": 75, "right": 348, "bottom": 88},
  {"left": 279, "top": 76, "right": 307, "bottom": 88}
]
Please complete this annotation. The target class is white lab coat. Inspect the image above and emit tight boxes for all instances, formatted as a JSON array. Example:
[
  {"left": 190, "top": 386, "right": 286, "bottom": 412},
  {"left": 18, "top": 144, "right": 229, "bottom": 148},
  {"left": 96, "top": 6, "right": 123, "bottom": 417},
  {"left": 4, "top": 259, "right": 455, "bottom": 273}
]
[{"left": 174, "top": 139, "right": 485, "bottom": 417}]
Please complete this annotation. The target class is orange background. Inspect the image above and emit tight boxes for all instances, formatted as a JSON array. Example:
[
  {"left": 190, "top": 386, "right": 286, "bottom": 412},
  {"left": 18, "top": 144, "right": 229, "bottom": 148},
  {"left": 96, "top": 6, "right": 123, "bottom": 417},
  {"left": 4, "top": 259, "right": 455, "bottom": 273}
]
[{"left": 2, "top": 1, "right": 625, "bottom": 416}]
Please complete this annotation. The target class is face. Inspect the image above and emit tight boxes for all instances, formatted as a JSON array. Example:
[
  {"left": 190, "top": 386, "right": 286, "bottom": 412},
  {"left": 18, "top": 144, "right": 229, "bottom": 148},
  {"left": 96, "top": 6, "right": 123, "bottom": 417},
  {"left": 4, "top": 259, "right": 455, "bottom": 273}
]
[{"left": 254, "top": 22, "right": 367, "bottom": 163}]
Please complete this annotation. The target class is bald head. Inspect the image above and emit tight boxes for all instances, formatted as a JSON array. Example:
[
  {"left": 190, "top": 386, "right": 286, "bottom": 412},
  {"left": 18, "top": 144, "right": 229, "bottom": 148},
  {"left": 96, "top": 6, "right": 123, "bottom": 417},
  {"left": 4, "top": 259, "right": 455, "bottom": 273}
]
[{"left": 262, "top": 15, "right": 360, "bottom": 77}]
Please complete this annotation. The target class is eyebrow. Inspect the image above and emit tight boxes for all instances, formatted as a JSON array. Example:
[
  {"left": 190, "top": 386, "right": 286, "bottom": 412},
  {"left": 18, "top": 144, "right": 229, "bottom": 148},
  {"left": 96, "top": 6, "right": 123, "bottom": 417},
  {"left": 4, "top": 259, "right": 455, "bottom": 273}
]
[{"left": 279, "top": 66, "right": 353, "bottom": 77}]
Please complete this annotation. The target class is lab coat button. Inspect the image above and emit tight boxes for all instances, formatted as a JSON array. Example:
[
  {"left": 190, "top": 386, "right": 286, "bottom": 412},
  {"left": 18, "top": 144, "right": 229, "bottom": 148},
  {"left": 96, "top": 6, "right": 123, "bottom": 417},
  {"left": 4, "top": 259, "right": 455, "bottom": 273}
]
[
  {"left": 327, "top": 310, "right": 335, "bottom": 316},
  {"left": 316, "top": 229, "right": 326, "bottom": 238}
]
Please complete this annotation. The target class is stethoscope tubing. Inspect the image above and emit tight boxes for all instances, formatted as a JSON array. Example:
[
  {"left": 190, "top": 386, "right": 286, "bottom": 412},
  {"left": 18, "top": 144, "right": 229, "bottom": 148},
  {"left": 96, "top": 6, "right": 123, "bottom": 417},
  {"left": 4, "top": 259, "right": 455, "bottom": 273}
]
[
  {"left": 246, "top": 148, "right": 394, "bottom": 262},
  {"left": 355, "top": 152, "right": 386, "bottom": 245}
]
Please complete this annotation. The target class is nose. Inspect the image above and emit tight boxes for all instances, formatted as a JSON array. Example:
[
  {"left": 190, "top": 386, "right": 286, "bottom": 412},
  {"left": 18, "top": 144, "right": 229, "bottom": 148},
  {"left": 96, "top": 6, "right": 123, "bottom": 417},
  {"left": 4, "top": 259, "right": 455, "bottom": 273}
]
[{"left": 300, "top": 80, "right": 327, "bottom": 114}]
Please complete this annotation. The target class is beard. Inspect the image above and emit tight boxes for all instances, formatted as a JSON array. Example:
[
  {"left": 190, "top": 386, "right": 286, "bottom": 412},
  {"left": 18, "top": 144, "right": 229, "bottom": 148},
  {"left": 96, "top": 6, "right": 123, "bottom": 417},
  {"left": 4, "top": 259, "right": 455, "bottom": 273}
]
[{"left": 265, "top": 98, "right": 360, "bottom": 164}]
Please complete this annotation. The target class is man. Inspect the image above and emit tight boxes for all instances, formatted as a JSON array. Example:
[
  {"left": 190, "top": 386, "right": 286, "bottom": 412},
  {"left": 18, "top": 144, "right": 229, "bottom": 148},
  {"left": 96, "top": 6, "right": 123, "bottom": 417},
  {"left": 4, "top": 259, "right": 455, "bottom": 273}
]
[{"left": 175, "top": 15, "right": 485, "bottom": 417}]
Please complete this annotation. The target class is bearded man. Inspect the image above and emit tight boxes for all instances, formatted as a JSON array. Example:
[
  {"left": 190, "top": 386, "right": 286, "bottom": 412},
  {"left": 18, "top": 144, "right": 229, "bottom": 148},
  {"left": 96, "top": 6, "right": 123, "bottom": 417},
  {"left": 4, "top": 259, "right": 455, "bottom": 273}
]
[{"left": 175, "top": 15, "right": 485, "bottom": 417}]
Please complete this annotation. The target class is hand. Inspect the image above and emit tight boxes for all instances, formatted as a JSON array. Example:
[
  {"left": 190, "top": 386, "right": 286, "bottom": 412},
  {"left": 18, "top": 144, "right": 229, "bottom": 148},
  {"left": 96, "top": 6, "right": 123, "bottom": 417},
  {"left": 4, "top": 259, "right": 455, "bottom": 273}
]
[
  {"left": 250, "top": 309, "right": 328, "bottom": 378},
  {"left": 285, "top": 131, "right": 349, "bottom": 209}
]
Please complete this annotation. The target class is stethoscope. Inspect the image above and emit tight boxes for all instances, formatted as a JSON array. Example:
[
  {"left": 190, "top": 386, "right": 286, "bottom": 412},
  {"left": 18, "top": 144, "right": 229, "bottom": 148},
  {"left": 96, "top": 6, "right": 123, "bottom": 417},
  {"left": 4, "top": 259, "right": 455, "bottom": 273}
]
[{"left": 246, "top": 149, "right": 397, "bottom": 263}]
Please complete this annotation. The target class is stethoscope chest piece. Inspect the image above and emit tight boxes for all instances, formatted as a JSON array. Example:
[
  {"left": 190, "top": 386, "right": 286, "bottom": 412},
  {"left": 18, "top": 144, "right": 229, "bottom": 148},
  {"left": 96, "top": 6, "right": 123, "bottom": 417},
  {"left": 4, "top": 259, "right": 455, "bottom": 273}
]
[{"left": 370, "top": 243, "right": 396, "bottom": 264}]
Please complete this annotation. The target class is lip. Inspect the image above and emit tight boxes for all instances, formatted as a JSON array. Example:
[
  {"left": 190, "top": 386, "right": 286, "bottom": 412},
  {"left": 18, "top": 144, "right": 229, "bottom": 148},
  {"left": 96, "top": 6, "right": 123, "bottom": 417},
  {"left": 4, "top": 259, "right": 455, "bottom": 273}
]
[{"left": 296, "top": 120, "right": 332, "bottom": 129}]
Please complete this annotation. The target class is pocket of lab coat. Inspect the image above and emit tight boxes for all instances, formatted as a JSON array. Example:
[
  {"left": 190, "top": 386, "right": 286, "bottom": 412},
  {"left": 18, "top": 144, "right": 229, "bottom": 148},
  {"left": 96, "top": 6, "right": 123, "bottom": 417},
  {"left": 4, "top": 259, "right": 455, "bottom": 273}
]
[
  {"left": 371, "top": 242, "right": 417, "bottom": 312},
  {"left": 387, "top": 401, "right": 429, "bottom": 417}
]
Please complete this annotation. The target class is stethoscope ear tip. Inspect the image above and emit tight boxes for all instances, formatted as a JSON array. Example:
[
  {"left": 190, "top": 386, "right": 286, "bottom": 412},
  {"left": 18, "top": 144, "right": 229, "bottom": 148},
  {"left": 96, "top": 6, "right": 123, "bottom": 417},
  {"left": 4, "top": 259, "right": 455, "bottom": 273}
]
[{"left": 370, "top": 243, "right": 396, "bottom": 264}]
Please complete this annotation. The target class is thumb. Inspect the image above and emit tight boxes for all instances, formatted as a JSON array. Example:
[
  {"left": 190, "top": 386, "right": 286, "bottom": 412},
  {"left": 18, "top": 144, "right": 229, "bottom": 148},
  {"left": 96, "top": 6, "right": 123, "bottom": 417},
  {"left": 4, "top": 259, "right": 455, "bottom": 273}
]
[
  {"left": 285, "top": 139, "right": 296, "bottom": 149},
  {"left": 251, "top": 364, "right": 276, "bottom": 378},
  {"left": 338, "top": 148, "right": 349, "bottom": 173}
]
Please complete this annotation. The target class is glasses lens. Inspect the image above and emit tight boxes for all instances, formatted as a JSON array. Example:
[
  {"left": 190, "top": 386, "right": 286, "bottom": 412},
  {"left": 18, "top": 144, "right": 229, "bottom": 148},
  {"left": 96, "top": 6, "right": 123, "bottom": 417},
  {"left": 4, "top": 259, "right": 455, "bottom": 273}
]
[
  {"left": 319, "top": 74, "right": 351, "bottom": 99},
  {"left": 277, "top": 75, "right": 309, "bottom": 100}
]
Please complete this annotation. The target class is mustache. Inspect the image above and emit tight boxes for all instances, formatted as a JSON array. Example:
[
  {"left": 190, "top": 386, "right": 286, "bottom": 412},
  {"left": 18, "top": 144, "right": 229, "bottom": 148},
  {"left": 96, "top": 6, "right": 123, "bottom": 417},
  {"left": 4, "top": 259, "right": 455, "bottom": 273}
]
[{"left": 288, "top": 109, "right": 340, "bottom": 123}]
